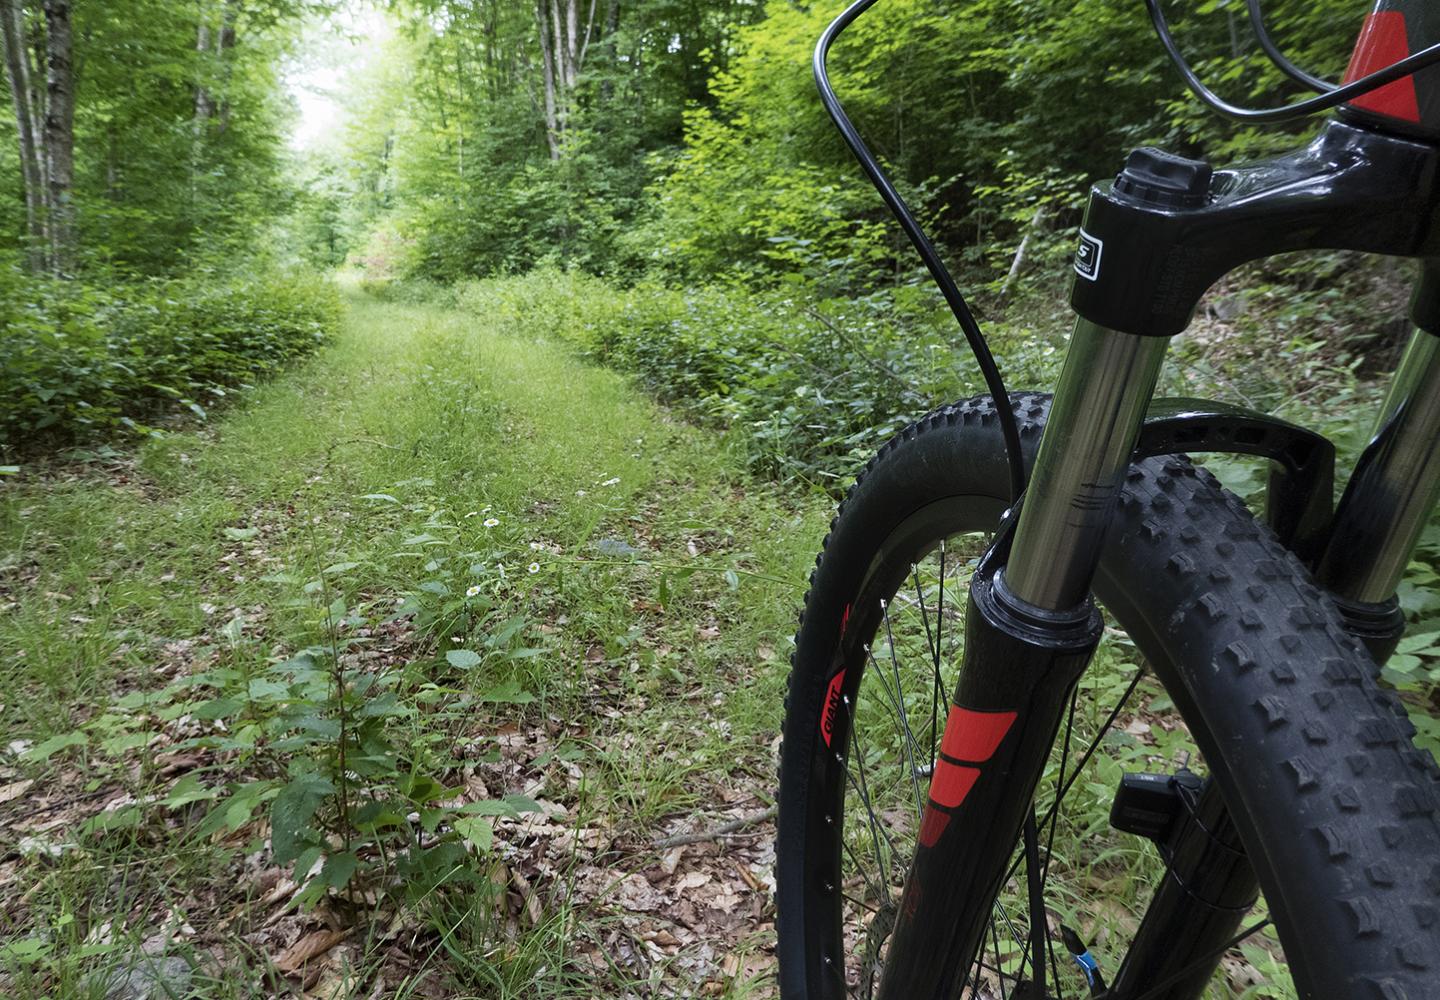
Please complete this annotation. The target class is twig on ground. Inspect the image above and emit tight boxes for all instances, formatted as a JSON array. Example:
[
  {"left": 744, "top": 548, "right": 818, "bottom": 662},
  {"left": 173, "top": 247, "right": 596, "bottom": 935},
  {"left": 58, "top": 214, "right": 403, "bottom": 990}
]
[{"left": 650, "top": 806, "right": 777, "bottom": 849}]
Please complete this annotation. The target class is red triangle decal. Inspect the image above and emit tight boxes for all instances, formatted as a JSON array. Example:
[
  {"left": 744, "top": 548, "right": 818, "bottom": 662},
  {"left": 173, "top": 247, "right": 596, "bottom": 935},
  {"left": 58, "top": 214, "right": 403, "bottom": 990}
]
[{"left": 1344, "top": 11, "right": 1422, "bottom": 124}]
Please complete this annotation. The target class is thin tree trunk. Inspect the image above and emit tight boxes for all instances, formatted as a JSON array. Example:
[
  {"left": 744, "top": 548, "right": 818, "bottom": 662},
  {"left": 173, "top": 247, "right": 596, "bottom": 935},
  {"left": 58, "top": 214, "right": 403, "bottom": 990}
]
[
  {"left": 564, "top": 0, "right": 577, "bottom": 89},
  {"left": 0, "top": 0, "right": 43, "bottom": 271},
  {"left": 549, "top": 0, "right": 567, "bottom": 136},
  {"left": 578, "top": 0, "right": 596, "bottom": 68},
  {"left": 600, "top": 0, "right": 617, "bottom": 103},
  {"left": 41, "top": 0, "right": 71, "bottom": 277},
  {"left": 215, "top": 0, "right": 236, "bottom": 134},
  {"left": 998, "top": 206, "right": 1047, "bottom": 302},
  {"left": 193, "top": 19, "right": 211, "bottom": 121},
  {"left": 535, "top": 0, "right": 559, "bottom": 159}
]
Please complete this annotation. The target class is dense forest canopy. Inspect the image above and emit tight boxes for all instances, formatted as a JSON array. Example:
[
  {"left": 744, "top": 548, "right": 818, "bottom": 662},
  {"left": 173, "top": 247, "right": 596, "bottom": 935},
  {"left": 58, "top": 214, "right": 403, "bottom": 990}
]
[
  {"left": 0, "top": 0, "right": 1374, "bottom": 292},
  {"left": 292, "top": 0, "right": 1364, "bottom": 288}
]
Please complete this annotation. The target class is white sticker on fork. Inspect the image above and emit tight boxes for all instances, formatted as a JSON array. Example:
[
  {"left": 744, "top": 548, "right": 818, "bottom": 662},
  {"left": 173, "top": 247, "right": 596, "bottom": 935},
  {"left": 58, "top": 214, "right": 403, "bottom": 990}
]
[{"left": 1074, "top": 229, "right": 1103, "bottom": 281}]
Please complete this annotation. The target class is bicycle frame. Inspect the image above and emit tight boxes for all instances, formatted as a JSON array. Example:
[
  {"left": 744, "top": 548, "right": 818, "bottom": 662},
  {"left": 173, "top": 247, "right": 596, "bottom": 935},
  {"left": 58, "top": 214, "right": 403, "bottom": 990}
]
[{"left": 873, "top": 4, "right": 1440, "bottom": 997}]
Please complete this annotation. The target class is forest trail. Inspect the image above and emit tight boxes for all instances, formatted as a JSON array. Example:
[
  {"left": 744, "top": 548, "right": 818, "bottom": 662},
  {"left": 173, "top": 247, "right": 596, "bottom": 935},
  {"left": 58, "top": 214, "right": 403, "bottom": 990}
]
[{"left": 1, "top": 287, "right": 823, "bottom": 997}]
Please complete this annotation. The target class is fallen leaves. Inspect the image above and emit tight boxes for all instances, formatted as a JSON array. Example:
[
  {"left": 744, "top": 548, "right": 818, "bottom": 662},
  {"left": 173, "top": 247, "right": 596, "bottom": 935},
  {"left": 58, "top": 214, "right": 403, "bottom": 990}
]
[{"left": 273, "top": 928, "right": 349, "bottom": 975}]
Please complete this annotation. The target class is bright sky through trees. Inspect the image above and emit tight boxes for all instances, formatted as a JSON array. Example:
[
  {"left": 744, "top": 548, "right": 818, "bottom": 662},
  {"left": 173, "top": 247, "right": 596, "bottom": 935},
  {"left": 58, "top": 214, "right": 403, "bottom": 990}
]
[{"left": 285, "top": 5, "right": 389, "bottom": 151}]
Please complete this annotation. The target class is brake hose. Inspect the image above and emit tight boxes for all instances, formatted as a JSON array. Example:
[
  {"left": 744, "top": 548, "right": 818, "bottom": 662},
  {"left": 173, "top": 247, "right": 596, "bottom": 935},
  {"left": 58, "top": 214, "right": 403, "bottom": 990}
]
[
  {"left": 815, "top": 0, "right": 1026, "bottom": 504},
  {"left": 1149, "top": 0, "right": 1440, "bottom": 123},
  {"left": 1245, "top": 0, "right": 1334, "bottom": 93}
]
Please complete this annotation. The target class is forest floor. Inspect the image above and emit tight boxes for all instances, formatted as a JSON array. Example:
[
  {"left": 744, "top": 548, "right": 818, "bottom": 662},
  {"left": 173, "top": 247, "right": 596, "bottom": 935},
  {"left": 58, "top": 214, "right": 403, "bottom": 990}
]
[{"left": 0, "top": 284, "right": 831, "bottom": 998}]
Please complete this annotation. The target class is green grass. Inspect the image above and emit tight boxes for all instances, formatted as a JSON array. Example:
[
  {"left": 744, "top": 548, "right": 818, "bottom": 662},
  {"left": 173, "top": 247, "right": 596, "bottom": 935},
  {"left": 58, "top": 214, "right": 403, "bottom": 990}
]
[
  {"left": 0, "top": 272, "right": 1323, "bottom": 999},
  {"left": 0, "top": 278, "right": 828, "bottom": 997}
]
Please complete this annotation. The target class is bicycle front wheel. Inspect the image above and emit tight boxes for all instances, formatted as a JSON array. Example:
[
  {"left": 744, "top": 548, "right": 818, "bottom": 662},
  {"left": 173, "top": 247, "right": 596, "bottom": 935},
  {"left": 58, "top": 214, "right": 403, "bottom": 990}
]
[{"left": 776, "top": 393, "right": 1440, "bottom": 999}]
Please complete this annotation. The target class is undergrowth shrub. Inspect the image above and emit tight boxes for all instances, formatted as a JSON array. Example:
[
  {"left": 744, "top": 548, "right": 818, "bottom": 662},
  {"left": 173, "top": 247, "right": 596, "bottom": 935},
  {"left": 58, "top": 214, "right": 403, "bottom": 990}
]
[
  {"left": 449, "top": 269, "right": 1065, "bottom": 487},
  {"left": 0, "top": 265, "right": 340, "bottom": 457}
]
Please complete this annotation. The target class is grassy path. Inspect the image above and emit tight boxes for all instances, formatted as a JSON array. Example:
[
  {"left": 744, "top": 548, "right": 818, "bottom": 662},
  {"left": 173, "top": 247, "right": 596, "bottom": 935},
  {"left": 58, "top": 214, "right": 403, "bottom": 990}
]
[{"left": 0, "top": 285, "right": 828, "bottom": 998}]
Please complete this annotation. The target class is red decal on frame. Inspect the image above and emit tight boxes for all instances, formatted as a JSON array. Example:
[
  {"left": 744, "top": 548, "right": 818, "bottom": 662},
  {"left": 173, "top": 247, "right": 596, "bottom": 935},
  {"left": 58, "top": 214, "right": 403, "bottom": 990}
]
[
  {"left": 938, "top": 706, "right": 1018, "bottom": 764},
  {"left": 1344, "top": 12, "right": 1421, "bottom": 123},
  {"left": 928, "top": 761, "right": 982, "bottom": 809}
]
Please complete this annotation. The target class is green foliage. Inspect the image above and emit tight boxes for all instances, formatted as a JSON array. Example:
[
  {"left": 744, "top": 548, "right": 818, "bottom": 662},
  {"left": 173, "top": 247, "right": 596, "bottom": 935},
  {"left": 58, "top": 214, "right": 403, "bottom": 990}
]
[
  {"left": 440, "top": 268, "right": 1062, "bottom": 486},
  {"left": 0, "top": 266, "right": 340, "bottom": 457}
]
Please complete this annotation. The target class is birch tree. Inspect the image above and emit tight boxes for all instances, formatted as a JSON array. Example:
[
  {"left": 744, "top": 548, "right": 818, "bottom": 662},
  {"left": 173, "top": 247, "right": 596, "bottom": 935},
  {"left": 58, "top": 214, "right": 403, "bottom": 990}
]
[
  {"left": 41, "top": 0, "right": 72, "bottom": 275},
  {"left": 0, "top": 0, "right": 43, "bottom": 270}
]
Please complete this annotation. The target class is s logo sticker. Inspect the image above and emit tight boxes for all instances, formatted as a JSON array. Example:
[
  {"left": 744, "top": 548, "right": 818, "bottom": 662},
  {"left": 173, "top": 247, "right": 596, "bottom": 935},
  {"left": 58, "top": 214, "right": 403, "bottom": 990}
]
[{"left": 1074, "top": 228, "right": 1103, "bottom": 281}]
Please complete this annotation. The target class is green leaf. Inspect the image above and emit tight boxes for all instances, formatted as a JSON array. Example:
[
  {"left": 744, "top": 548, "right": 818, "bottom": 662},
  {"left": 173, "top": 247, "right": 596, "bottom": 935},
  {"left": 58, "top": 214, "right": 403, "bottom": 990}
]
[
  {"left": 477, "top": 680, "right": 533, "bottom": 703},
  {"left": 222, "top": 615, "right": 245, "bottom": 644},
  {"left": 223, "top": 526, "right": 260, "bottom": 541},
  {"left": 1388, "top": 653, "right": 1422, "bottom": 674},
  {"left": 270, "top": 774, "right": 334, "bottom": 865},
  {"left": 453, "top": 815, "right": 493, "bottom": 851},
  {"left": 460, "top": 794, "right": 542, "bottom": 817},
  {"left": 319, "top": 851, "right": 359, "bottom": 890},
  {"left": 1395, "top": 630, "right": 1440, "bottom": 655},
  {"left": 323, "top": 561, "right": 361, "bottom": 575},
  {"left": 161, "top": 774, "right": 216, "bottom": 808},
  {"left": 23, "top": 731, "right": 87, "bottom": 762},
  {"left": 81, "top": 804, "right": 142, "bottom": 837},
  {"left": 194, "top": 697, "right": 244, "bottom": 721},
  {"left": 197, "top": 780, "right": 278, "bottom": 839},
  {"left": 293, "top": 844, "right": 324, "bottom": 881},
  {"left": 360, "top": 493, "right": 400, "bottom": 503},
  {"left": 446, "top": 649, "right": 482, "bottom": 669},
  {"left": 0, "top": 938, "right": 48, "bottom": 963}
]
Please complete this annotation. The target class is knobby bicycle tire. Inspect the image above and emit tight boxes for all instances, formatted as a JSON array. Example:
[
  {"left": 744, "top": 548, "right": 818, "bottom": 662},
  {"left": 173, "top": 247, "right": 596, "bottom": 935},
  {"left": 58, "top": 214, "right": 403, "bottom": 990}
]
[{"left": 776, "top": 393, "right": 1440, "bottom": 999}]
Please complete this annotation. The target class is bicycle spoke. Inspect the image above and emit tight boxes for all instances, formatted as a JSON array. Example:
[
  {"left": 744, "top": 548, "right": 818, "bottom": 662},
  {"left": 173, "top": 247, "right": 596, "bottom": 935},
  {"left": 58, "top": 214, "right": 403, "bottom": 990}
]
[
  {"left": 880, "top": 597, "right": 925, "bottom": 817},
  {"left": 846, "top": 701, "right": 895, "bottom": 894},
  {"left": 912, "top": 564, "right": 942, "bottom": 761},
  {"left": 832, "top": 529, "right": 1216, "bottom": 999},
  {"left": 1041, "top": 687, "right": 1079, "bottom": 892},
  {"left": 1022, "top": 809, "right": 1048, "bottom": 998},
  {"left": 1004, "top": 665, "right": 1147, "bottom": 889},
  {"left": 1127, "top": 919, "right": 1272, "bottom": 1000}
]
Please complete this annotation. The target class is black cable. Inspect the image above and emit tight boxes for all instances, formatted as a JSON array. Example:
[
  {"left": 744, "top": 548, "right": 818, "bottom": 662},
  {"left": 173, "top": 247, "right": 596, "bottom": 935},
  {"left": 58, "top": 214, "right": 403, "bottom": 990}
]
[
  {"left": 1148, "top": 0, "right": 1440, "bottom": 123},
  {"left": 814, "top": 0, "right": 1024, "bottom": 503},
  {"left": 1245, "top": 0, "right": 1334, "bottom": 93}
]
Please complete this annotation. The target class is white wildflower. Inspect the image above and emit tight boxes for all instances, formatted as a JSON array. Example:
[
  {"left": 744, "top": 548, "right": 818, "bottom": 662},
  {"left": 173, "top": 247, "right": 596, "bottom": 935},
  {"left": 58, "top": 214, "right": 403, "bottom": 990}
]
[
  {"left": 528, "top": 562, "right": 540, "bottom": 574},
  {"left": 465, "top": 585, "right": 482, "bottom": 598},
  {"left": 483, "top": 517, "right": 500, "bottom": 528}
]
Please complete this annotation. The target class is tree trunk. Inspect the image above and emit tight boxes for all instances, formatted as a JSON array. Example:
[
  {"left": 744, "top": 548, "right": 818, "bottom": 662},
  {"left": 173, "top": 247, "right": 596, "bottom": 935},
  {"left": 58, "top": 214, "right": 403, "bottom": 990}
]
[
  {"left": 215, "top": 0, "right": 236, "bottom": 134},
  {"left": 41, "top": 0, "right": 71, "bottom": 277},
  {"left": 600, "top": 0, "right": 618, "bottom": 103},
  {"left": 998, "top": 206, "right": 1048, "bottom": 302},
  {"left": 0, "top": 0, "right": 43, "bottom": 271},
  {"left": 549, "top": 0, "right": 567, "bottom": 136},
  {"left": 564, "top": 0, "right": 578, "bottom": 89},
  {"left": 193, "top": 19, "right": 211, "bottom": 121},
  {"left": 535, "top": 0, "right": 559, "bottom": 159}
]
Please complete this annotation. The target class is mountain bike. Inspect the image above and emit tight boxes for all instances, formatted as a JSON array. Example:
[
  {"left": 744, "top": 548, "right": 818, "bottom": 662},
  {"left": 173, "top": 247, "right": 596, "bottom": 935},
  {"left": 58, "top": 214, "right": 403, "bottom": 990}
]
[{"left": 775, "top": 2, "right": 1440, "bottom": 997}]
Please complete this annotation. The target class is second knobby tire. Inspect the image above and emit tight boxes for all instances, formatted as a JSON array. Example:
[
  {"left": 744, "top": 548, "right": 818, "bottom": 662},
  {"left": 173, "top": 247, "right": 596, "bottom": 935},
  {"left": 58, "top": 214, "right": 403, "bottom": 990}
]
[{"left": 776, "top": 392, "right": 1440, "bottom": 1000}]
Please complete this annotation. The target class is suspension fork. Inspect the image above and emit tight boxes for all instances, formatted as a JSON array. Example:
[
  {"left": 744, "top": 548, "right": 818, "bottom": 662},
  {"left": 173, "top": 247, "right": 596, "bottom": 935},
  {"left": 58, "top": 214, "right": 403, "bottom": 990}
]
[
  {"left": 1317, "top": 324, "right": 1440, "bottom": 660},
  {"left": 874, "top": 319, "right": 1168, "bottom": 999}
]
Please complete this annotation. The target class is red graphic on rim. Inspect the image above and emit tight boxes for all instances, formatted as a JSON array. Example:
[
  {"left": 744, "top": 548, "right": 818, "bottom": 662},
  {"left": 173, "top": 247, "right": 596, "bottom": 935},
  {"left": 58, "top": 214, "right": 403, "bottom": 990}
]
[
  {"left": 918, "top": 705, "right": 1018, "bottom": 847},
  {"left": 820, "top": 668, "right": 846, "bottom": 747},
  {"left": 1344, "top": 11, "right": 1421, "bottom": 123}
]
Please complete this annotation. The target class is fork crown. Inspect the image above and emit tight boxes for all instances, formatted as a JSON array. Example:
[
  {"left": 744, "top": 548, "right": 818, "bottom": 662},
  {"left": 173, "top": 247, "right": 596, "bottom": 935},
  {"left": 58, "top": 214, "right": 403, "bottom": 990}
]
[{"left": 1069, "top": 121, "right": 1440, "bottom": 339}]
